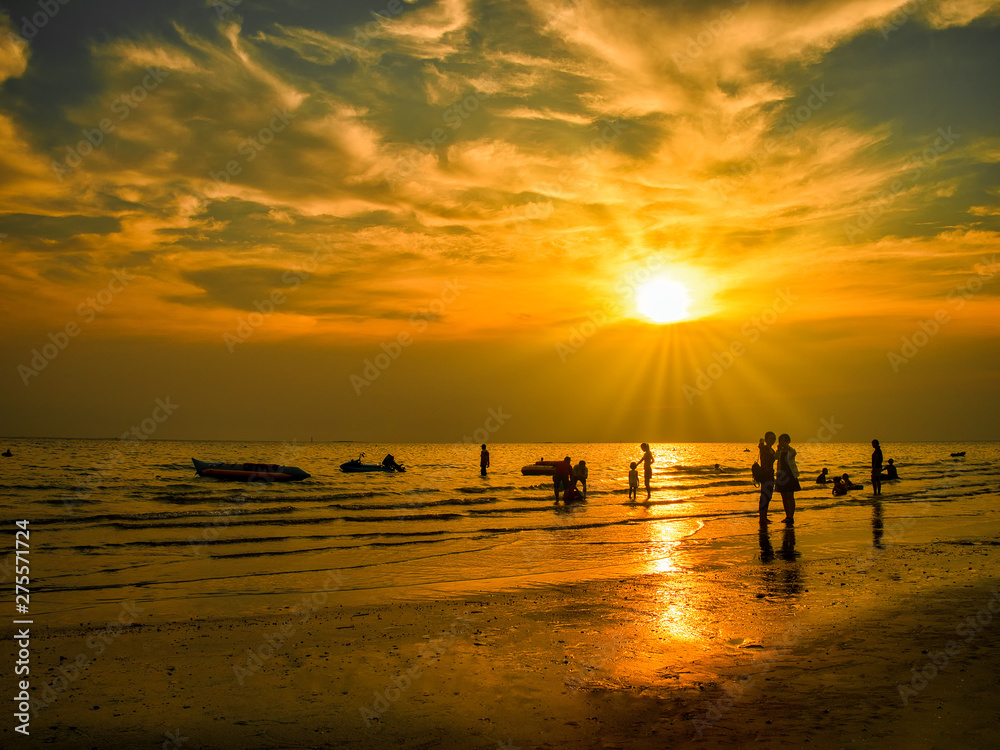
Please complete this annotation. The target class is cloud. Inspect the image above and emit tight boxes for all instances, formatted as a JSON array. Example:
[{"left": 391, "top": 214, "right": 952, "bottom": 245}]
[
  {"left": 0, "top": 0, "right": 996, "bottom": 350},
  {"left": 0, "top": 14, "right": 29, "bottom": 83}
]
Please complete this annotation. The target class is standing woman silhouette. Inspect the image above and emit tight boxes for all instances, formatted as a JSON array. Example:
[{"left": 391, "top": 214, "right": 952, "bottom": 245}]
[
  {"left": 870, "top": 439, "right": 883, "bottom": 496},
  {"left": 774, "top": 433, "right": 801, "bottom": 525},
  {"left": 639, "top": 442, "right": 654, "bottom": 500}
]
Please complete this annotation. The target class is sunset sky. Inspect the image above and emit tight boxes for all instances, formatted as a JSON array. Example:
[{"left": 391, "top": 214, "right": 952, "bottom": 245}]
[{"left": 1, "top": 0, "right": 998, "bottom": 443}]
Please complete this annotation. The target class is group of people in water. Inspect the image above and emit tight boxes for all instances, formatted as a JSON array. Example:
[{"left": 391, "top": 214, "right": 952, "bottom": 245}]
[
  {"left": 813, "top": 440, "right": 899, "bottom": 497},
  {"left": 551, "top": 442, "right": 654, "bottom": 504},
  {"left": 481, "top": 437, "right": 901, "bottom": 516},
  {"left": 546, "top": 457, "right": 589, "bottom": 503},
  {"left": 758, "top": 435, "right": 901, "bottom": 525}
]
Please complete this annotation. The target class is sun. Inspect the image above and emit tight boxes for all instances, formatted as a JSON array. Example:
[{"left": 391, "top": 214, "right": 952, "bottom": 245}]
[{"left": 636, "top": 277, "right": 691, "bottom": 324}]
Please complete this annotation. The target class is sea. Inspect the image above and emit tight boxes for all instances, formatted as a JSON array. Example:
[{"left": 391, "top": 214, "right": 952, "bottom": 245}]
[{"left": 2, "top": 439, "right": 997, "bottom": 626}]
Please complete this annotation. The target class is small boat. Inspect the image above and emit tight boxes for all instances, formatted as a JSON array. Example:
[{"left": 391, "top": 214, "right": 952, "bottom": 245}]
[
  {"left": 950, "top": 452, "right": 966, "bottom": 457},
  {"left": 340, "top": 453, "right": 405, "bottom": 473},
  {"left": 521, "top": 459, "right": 560, "bottom": 476},
  {"left": 192, "top": 458, "right": 310, "bottom": 482}
]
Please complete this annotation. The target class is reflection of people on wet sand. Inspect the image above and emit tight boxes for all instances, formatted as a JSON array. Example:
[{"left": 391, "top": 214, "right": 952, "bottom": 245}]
[
  {"left": 758, "top": 526, "right": 775, "bottom": 563},
  {"left": 880, "top": 459, "right": 899, "bottom": 481},
  {"left": 639, "top": 443, "right": 654, "bottom": 501},
  {"left": 757, "top": 526, "right": 803, "bottom": 597},
  {"left": 628, "top": 462, "right": 639, "bottom": 501},
  {"left": 871, "top": 499, "right": 884, "bottom": 549},
  {"left": 758, "top": 432, "right": 777, "bottom": 525},
  {"left": 779, "top": 526, "right": 798, "bottom": 561},
  {"left": 816, "top": 468, "right": 829, "bottom": 484},
  {"left": 775, "top": 433, "right": 800, "bottom": 525},
  {"left": 871, "top": 439, "right": 883, "bottom": 496}
]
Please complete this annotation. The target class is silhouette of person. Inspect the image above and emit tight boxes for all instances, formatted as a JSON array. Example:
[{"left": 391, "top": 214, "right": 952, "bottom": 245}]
[
  {"left": 553, "top": 456, "right": 572, "bottom": 503},
  {"left": 382, "top": 453, "right": 403, "bottom": 471},
  {"left": 840, "top": 473, "right": 862, "bottom": 490},
  {"left": 757, "top": 432, "right": 777, "bottom": 524},
  {"left": 573, "top": 460, "right": 588, "bottom": 496},
  {"left": 816, "top": 467, "right": 829, "bottom": 484},
  {"left": 775, "top": 433, "right": 800, "bottom": 525},
  {"left": 480, "top": 444, "right": 490, "bottom": 476},
  {"left": 639, "top": 443, "right": 654, "bottom": 500},
  {"left": 881, "top": 458, "right": 898, "bottom": 481},
  {"left": 871, "top": 439, "right": 883, "bottom": 496},
  {"left": 1, "top": 449, "right": 11, "bottom": 457},
  {"left": 628, "top": 462, "right": 639, "bottom": 500}
]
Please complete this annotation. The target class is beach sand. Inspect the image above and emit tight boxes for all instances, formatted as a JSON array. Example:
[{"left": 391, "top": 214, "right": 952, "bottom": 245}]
[{"left": 12, "top": 534, "right": 1000, "bottom": 749}]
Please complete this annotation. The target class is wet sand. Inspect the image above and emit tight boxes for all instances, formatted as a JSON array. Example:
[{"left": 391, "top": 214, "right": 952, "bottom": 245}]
[{"left": 10, "top": 533, "right": 1000, "bottom": 749}]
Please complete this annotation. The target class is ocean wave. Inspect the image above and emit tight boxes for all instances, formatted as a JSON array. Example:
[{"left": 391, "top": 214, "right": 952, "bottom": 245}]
[{"left": 328, "top": 497, "right": 502, "bottom": 511}]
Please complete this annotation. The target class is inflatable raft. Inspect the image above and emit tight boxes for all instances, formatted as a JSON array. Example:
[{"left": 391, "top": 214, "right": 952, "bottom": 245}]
[
  {"left": 520, "top": 460, "right": 560, "bottom": 476},
  {"left": 192, "top": 458, "right": 310, "bottom": 482}
]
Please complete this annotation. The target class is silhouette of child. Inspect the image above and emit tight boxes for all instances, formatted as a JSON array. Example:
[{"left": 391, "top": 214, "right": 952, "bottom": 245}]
[{"left": 628, "top": 462, "right": 639, "bottom": 500}]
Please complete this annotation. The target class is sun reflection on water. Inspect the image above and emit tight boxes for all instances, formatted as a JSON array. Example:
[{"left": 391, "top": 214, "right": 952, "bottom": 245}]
[{"left": 645, "top": 520, "right": 707, "bottom": 643}]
